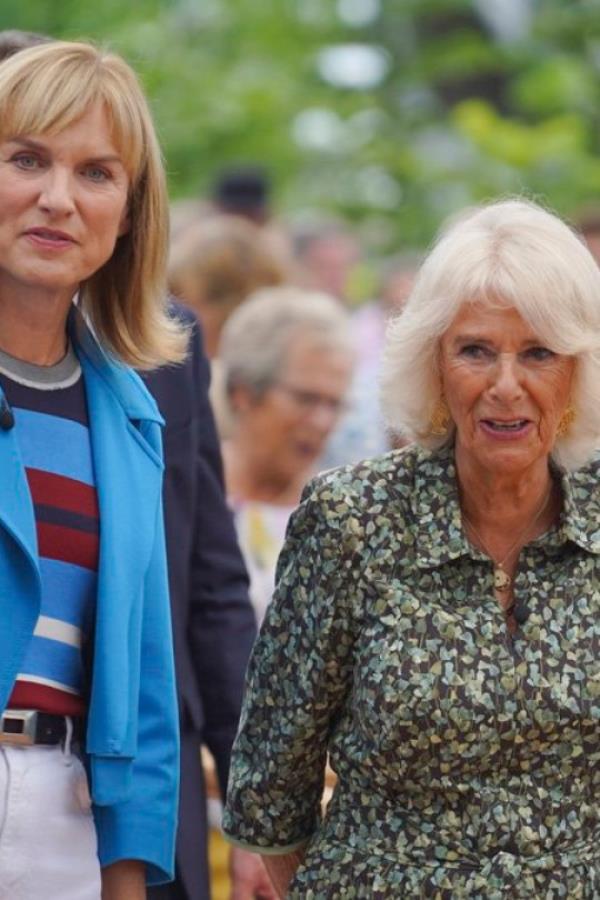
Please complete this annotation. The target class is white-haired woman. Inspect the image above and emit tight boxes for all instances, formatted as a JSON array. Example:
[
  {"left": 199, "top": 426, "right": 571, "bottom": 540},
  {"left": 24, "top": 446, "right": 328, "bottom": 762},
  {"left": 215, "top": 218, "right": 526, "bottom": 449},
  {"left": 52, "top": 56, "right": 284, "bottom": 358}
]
[
  {"left": 0, "top": 41, "right": 186, "bottom": 899},
  {"left": 222, "top": 199, "right": 600, "bottom": 897},
  {"left": 219, "top": 286, "right": 354, "bottom": 623}
]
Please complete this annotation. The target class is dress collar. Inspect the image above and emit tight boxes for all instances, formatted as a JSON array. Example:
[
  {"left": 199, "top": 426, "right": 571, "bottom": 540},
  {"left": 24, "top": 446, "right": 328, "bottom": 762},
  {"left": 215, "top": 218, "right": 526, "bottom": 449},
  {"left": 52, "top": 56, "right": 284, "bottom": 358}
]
[{"left": 410, "top": 443, "right": 600, "bottom": 570}]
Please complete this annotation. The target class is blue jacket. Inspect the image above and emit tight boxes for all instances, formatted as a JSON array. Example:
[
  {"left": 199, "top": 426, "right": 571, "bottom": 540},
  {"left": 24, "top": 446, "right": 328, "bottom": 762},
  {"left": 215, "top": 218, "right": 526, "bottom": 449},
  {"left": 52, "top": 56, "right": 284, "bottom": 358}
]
[{"left": 0, "top": 313, "right": 179, "bottom": 885}]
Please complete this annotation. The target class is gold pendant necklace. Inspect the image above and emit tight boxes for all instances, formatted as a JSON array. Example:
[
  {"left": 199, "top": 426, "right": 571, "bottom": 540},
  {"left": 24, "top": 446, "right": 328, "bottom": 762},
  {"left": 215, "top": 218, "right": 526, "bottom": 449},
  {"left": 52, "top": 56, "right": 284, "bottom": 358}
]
[
  {"left": 493, "top": 565, "right": 512, "bottom": 592},
  {"left": 462, "top": 486, "right": 553, "bottom": 593}
]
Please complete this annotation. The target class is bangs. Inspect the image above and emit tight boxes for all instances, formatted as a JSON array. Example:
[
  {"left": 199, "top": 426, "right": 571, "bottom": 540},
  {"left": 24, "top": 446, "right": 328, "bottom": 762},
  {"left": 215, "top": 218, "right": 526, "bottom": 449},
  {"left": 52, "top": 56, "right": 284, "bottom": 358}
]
[
  {"left": 0, "top": 45, "right": 146, "bottom": 184},
  {"left": 429, "top": 232, "right": 597, "bottom": 357}
]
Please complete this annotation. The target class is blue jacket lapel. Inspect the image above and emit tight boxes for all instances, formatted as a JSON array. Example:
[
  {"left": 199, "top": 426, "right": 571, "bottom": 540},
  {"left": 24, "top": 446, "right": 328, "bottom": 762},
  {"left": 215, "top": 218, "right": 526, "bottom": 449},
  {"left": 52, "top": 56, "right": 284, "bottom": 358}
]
[
  {"left": 0, "top": 390, "right": 41, "bottom": 710},
  {"left": 72, "top": 315, "right": 166, "bottom": 753}
]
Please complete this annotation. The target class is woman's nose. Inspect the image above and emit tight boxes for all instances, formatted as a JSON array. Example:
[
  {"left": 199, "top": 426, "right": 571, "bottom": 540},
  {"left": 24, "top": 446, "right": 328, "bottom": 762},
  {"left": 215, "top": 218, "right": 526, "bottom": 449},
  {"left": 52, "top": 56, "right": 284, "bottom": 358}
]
[
  {"left": 306, "top": 398, "right": 343, "bottom": 435},
  {"left": 37, "top": 167, "right": 76, "bottom": 216},
  {"left": 488, "top": 354, "right": 524, "bottom": 401}
]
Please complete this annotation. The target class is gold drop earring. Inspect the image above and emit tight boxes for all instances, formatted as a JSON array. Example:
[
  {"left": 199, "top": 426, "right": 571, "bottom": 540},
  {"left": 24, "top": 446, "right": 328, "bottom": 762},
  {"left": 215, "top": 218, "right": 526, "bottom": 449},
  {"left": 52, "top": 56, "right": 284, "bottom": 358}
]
[
  {"left": 556, "top": 404, "right": 575, "bottom": 438},
  {"left": 430, "top": 398, "right": 450, "bottom": 436}
]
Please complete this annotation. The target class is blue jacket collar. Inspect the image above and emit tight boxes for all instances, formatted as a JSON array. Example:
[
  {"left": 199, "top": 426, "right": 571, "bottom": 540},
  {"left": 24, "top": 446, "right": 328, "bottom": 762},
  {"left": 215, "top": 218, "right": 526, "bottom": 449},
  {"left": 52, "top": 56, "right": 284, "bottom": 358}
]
[{"left": 68, "top": 305, "right": 164, "bottom": 427}]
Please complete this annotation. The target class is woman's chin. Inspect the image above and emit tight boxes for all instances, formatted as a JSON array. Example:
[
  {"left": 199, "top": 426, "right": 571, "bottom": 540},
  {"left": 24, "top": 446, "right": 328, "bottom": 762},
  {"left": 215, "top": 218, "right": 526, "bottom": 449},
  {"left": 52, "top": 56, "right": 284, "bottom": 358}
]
[{"left": 457, "top": 429, "right": 549, "bottom": 476}]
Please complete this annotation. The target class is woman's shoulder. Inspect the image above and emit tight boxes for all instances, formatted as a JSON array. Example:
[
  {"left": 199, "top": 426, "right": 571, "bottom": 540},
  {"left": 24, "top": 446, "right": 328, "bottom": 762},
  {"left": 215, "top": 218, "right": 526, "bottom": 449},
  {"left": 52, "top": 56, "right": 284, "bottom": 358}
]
[
  {"left": 295, "top": 444, "right": 442, "bottom": 546},
  {"left": 308, "top": 443, "right": 433, "bottom": 509}
]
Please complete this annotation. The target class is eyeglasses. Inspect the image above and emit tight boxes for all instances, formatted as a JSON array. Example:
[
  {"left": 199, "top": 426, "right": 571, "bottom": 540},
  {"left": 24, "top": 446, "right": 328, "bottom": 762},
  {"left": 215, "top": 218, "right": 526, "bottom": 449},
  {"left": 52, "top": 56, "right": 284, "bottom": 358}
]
[{"left": 273, "top": 382, "right": 348, "bottom": 416}]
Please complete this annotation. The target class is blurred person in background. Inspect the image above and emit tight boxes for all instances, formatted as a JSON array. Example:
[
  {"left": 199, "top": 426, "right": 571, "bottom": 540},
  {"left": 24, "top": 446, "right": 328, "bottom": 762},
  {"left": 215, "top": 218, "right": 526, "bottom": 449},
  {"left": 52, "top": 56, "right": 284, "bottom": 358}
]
[
  {"left": 210, "top": 166, "right": 271, "bottom": 227},
  {"left": 219, "top": 287, "right": 353, "bottom": 623},
  {"left": 575, "top": 208, "right": 600, "bottom": 266},
  {"left": 168, "top": 215, "right": 289, "bottom": 440},
  {"left": 168, "top": 215, "right": 287, "bottom": 360},
  {"left": 169, "top": 165, "right": 293, "bottom": 291},
  {"left": 0, "top": 28, "right": 48, "bottom": 57},
  {"left": 209, "top": 165, "right": 295, "bottom": 275},
  {"left": 379, "top": 251, "right": 423, "bottom": 314},
  {"left": 320, "top": 252, "right": 421, "bottom": 468},
  {"left": 292, "top": 217, "right": 361, "bottom": 307}
]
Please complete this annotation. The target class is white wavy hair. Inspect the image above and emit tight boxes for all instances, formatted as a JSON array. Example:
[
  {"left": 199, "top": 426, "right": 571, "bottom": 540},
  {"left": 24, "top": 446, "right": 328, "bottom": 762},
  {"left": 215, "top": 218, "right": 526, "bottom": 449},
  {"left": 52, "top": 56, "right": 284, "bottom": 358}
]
[
  {"left": 220, "top": 285, "right": 354, "bottom": 399},
  {"left": 380, "top": 198, "right": 600, "bottom": 470}
]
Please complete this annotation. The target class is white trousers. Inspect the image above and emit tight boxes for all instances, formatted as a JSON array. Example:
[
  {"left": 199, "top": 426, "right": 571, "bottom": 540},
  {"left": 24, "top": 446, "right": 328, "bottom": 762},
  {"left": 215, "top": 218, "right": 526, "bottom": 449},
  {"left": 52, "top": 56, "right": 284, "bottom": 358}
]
[{"left": 0, "top": 743, "right": 101, "bottom": 900}]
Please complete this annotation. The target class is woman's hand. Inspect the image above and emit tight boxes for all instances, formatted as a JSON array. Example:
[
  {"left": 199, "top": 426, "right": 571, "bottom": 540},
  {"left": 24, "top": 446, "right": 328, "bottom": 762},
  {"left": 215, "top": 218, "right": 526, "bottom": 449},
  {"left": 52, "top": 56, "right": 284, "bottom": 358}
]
[
  {"left": 230, "top": 847, "right": 278, "bottom": 899},
  {"left": 101, "top": 860, "right": 146, "bottom": 900},
  {"left": 259, "top": 847, "right": 307, "bottom": 899}
]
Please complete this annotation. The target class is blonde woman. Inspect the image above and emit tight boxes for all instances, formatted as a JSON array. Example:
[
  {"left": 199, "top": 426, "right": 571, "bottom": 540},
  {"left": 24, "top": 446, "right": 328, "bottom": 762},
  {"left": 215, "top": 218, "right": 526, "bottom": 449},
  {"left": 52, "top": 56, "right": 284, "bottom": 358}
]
[{"left": 0, "top": 41, "right": 187, "bottom": 899}]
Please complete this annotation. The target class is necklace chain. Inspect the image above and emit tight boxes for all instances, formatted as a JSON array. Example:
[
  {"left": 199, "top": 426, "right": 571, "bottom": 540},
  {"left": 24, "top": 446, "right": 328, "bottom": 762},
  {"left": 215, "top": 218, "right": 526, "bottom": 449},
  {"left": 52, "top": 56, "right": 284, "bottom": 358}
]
[{"left": 461, "top": 486, "right": 553, "bottom": 593}]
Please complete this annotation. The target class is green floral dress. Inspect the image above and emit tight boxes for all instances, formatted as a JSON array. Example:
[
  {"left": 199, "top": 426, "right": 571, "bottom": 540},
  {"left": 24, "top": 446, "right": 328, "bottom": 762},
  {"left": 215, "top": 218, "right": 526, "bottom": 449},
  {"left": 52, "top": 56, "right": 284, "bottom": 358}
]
[{"left": 223, "top": 444, "right": 600, "bottom": 898}]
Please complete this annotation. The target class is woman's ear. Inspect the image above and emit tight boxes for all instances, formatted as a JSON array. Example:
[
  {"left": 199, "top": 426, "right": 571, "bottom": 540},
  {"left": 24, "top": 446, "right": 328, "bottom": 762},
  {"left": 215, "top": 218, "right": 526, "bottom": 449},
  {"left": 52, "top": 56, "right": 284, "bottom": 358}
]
[{"left": 229, "top": 383, "right": 256, "bottom": 415}]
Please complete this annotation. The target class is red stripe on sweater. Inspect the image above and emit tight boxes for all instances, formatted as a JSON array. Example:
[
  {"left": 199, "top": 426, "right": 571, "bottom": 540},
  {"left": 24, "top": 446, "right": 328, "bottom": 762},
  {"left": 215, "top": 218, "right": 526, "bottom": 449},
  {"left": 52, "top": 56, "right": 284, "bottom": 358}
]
[
  {"left": 37, "top": 522, "right": 99, "bottom": 570},
  {"left": 26, "top": 468, "right": 99, "bottom": 517}
]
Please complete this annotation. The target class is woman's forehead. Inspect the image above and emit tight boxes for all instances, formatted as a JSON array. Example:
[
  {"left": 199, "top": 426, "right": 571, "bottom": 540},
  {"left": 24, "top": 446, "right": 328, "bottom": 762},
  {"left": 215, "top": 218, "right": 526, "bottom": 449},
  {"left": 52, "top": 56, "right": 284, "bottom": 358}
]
[
  {"left": 1, "top": 98, "right": 139, "bottom": 176},
  {"left": 443, "top": 302, "right": 537, "bottom": 340}
]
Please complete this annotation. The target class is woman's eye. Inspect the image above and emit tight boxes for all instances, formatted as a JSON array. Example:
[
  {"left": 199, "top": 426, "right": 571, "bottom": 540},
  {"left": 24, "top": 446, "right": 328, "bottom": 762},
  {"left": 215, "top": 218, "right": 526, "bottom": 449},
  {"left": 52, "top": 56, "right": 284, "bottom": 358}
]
[
  {"left": 83, "top": 165, "right": 110, "bottom": 182},
  {"left": 459, "top": 344, "right": 490, "bottom": 360},
  {"left": 12, "top": 153, "right": 41, "bottom": 170},
  {"left": 524, "top": 346, "right": 555, "bottom": 362}
]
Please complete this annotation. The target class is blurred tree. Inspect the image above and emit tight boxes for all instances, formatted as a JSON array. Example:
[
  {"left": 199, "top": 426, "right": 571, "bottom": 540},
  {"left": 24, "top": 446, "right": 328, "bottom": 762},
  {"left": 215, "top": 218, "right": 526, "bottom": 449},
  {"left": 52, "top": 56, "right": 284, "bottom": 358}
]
[{"left": 1, "top": 0, "right": 600, "bottom": 249}]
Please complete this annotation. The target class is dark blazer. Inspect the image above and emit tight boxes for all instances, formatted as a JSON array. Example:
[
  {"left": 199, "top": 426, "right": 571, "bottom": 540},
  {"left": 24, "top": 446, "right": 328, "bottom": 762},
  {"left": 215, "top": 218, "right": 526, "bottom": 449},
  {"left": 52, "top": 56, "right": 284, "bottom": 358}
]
[{"left": 144, "top": 305, "right": 256, "bottom": 900}]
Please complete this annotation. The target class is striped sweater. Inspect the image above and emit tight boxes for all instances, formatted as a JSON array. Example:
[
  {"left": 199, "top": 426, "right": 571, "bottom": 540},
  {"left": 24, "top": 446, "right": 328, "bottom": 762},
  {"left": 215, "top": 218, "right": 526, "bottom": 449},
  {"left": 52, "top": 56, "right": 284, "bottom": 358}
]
[{"left": 1, "top": 344, "right": 98, "bottom": 717}]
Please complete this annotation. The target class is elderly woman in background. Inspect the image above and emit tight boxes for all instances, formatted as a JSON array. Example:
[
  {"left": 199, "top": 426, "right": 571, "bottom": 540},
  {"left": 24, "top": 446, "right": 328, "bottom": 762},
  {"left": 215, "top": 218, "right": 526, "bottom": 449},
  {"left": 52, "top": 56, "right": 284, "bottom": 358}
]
[
  {"left": 223, "top": 199, "right": 600, "bottom": 897},
  {"left": 219, "top": 287, "right": 353, "bottom": 623},
  {"left": 0, "top": 41, "right": 185, "bottom": 899}
]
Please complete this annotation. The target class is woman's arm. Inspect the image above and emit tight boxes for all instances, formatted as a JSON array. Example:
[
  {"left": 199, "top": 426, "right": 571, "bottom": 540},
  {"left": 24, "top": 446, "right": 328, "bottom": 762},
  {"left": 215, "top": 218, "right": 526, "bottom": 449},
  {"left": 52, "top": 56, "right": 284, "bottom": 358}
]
[
  {"left": 261, "top": 847, "right": 307, "bottom": 899},
  {"left": 101, "top": 860, "right": 145, "bottom": 900},
  {"left": 222, "top": 475, "right": 359, "bottom": 857}
]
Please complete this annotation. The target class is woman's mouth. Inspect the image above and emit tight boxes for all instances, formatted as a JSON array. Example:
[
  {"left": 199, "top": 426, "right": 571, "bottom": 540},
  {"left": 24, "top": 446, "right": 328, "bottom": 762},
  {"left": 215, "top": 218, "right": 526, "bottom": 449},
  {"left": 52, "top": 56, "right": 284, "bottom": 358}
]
[
  {"left": 479, "top": 418, "right": 532, "bottom": 439},
  {"left": 24, "top": 227, "right": 76, "bottom": 249}
]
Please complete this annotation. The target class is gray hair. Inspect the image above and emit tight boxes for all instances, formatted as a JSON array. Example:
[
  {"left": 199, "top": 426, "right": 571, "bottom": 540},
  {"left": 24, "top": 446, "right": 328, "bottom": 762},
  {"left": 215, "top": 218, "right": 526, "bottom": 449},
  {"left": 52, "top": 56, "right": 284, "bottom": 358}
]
[
  {"left": 220, "top": 286, "right": 353, "bottom": 398},
  {"left": 380, "top": 198, "right": 600, "bottom": 470}
]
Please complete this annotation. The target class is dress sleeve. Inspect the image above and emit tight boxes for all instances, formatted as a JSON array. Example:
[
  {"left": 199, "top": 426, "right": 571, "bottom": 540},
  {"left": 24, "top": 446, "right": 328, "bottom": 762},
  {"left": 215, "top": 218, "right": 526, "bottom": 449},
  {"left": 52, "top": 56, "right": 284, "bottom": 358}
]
[{"left": 222, "top": 475, "right": 360, "bottom": 852}]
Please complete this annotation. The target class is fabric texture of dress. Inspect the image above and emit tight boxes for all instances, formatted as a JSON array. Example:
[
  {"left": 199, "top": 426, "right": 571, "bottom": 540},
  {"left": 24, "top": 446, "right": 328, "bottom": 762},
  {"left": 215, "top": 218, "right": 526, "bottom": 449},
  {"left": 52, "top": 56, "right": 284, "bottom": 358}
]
[{"left": 223, "top": 443, "right": 600, "bottom": 898}]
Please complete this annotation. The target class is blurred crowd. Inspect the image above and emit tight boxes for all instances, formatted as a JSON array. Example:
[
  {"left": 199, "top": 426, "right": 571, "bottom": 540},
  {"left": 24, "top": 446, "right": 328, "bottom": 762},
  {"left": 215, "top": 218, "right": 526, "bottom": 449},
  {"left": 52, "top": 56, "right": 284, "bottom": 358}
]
[{"left": 168, "top": 166, "right": 421, "bottom": 629}]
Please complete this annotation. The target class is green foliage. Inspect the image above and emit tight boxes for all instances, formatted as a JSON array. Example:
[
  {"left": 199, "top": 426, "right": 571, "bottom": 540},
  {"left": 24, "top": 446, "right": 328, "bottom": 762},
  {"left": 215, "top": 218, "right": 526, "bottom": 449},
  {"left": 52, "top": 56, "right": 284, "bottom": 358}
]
[{"left": 2, "top": 0, "right": 600, "bottom": 249}]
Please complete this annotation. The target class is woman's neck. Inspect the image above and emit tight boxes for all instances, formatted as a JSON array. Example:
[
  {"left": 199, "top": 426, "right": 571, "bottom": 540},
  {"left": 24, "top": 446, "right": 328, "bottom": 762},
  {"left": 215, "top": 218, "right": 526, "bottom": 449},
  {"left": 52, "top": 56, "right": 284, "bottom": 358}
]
[
  {"left": 455, "top": 448, "right": 555, "bottom": 532},
  {"left": 222, "top": 440, "right": 304, "bottom": 506},
  {"left": 0, "top": 286, "right": 73, "bottom": 365}
]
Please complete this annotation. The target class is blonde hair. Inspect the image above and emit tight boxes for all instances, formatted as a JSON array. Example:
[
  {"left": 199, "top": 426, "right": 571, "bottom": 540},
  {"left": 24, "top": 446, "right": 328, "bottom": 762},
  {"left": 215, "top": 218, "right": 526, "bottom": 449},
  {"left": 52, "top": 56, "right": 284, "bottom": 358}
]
[
  {"left": 169, "top": 215, "right": 286, "bottom": 315},
  {"left": 0, "top": 40, "right": 187, "bottom": 367},
  {"left": 380, "top": 198, "right": 600, "bottom": 471}
]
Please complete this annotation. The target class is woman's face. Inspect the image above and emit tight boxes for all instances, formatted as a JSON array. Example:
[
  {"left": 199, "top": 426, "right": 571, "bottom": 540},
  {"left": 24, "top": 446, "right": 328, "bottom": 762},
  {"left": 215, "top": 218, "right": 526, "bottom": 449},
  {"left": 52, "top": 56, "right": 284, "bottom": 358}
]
[
  {"left": 0, "top": 102, "right": 130, "bottom": 304},
  {"left": 439, "top": 303, "right": 575, "bottom": 478},
  {"left": 234, "top": 333, "right": 352, "bottom": 488}
]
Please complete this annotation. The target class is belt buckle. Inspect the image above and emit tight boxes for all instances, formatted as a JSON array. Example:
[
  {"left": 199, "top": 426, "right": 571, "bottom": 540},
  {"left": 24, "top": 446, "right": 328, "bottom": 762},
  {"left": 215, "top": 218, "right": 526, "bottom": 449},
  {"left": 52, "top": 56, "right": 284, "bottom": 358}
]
[{"left": 0, "top": 710, "right": 37, "bottom": 746}]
